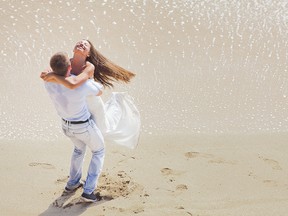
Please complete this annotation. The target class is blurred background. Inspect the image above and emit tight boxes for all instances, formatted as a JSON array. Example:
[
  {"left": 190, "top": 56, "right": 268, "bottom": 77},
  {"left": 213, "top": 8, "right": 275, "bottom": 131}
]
[{"left": 1, "top": 0, "right": 288, "bottom": 141}]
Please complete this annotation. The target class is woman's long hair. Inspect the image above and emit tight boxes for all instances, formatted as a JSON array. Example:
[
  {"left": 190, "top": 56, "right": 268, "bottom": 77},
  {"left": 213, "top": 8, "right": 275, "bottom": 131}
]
[{"left": 86, "top": 40, "right": 135, "bottom": 88}]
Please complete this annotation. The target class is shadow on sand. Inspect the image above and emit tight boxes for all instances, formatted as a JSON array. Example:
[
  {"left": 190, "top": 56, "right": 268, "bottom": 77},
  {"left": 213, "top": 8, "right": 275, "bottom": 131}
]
[{"left": 38, "top": 191, "right": 113, "bottom": 216}]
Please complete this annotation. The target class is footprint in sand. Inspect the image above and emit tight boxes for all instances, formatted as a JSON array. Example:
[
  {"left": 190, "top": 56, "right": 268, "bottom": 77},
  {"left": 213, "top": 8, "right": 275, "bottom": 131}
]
[
  {"left": 55, "top": 176, "right": 69, "bottom": 184},
  {"left": 29, "top": 162, "right": 55, "bottom": 169},
  {"left": 160, "top": 168, "right": 184, "bottom": 176},
  {"left": 176, "top": 184, "right": 188, "bottom": 191},
  {"left": 248, "top": 172, "right": 282, "bottom": 188},
  {"left": 161, "top": 168, "right": 174, "bottom": 176},
  {"left": 106, "top": 206, "right": 145, "bottom": 214},
  {"left": 208, "top": 158, "right": 237, "bottom": 165},
  {"left": 132, "top": 206, "right": 145, "bottom": 214},
  {"left": 263, "top": 180, "right": 278, "bottom": 187},
  {"left": 184, "top": 151, "right": 213, "bottom": 159},
  {"left": 175, "top": 207, "right": 193, "bottom": 216},
  {"left": 160, "top": 168, "right": 185, "bottom": 184},
  {"left": 259, "top": 156, "right": 282, "bottom": 170},
  {"left": 185, "top": 152, "right": 236, "bottom": 165},
  {"left": 53, "top": 195, "right": 92, "bottom": 209}
]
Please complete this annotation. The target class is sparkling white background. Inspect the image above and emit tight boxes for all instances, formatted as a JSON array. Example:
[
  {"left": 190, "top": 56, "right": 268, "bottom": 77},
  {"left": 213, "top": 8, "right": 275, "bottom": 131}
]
[{"left": 1, "top": 0, "right": 288, "bottom": 140}]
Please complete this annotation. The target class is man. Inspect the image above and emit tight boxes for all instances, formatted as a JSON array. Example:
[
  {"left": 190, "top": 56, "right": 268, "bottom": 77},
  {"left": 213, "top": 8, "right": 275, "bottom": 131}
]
[{"left": 43, "top": 52, "right": 104, "bottom": 202}]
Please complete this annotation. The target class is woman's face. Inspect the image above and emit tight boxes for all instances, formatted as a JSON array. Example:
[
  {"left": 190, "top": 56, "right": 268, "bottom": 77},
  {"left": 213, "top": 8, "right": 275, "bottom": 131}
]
[{"left": 73, "top": 40, "right": 91, "bottom": 57}]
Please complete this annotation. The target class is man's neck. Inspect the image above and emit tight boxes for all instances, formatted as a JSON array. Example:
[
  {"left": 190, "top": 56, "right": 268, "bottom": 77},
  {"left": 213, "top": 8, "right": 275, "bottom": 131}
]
[{"left": 71, "top": 53, "right": 86, "bottom": 75}]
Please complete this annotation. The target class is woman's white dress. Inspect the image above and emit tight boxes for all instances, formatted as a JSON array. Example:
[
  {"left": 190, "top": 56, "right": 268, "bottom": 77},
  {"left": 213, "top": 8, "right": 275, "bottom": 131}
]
[{"left": 86, "top": 92, "right": 140, "bottom": 149}]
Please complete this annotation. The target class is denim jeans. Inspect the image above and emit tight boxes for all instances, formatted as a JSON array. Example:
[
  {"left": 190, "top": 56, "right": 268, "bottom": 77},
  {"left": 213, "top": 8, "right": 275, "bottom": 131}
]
[{"left": 62, "top": 118, "right": 105, "bottom": 194}]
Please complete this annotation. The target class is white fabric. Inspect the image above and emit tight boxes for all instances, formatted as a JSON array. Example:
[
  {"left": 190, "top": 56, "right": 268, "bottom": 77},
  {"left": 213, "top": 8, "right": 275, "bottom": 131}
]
[
  {"left": 86, "top": 92, "right": 141, "bottom": 149},
  {"left": 45, "top": 79, "right": 103, "bottom": 121}
]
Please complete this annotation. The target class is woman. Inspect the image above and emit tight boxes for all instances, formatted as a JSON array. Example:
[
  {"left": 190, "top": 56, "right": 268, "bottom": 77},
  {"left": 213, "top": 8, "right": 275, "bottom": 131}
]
[
  {"left": 41, "top": 39, "right": 135, "bottom": 88},
  {"left": 41, "top": 39, "right": 140, "bottom": 149}
]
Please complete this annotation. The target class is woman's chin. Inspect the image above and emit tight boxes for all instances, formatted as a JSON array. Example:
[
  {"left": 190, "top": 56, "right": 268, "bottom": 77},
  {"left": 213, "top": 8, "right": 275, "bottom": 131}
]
[{"left": 73, "top": 50, "right": 86, "bottom": 56}]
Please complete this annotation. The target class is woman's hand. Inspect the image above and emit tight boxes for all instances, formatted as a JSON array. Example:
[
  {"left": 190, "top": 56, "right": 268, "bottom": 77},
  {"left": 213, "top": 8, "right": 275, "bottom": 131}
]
[
  {"left": 40, "top": 71, "right": 48, "bottom": 79},
  {"left": 40, "top": 68, "right": 55, "bottom": 82}
]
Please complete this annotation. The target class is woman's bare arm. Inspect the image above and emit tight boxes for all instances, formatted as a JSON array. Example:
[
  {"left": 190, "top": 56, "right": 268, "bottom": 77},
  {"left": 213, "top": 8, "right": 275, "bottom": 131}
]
[{"left": 40, "top": 62, "right": 95, "bottom": 89}]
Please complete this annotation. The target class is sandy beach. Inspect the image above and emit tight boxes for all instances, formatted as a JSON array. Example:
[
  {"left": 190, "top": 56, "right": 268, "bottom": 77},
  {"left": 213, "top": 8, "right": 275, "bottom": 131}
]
[
  {"left": 1, "top": 133, "right": 288, "bottom": 216},
  {"left": 1, "top": 1, "right": 288, "bottom": 215}
]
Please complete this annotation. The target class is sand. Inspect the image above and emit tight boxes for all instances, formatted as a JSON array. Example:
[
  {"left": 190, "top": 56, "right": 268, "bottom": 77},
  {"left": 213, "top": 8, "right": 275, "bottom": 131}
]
[
  {"left": 1, "top": 1, "right": 288, "bottom": 215},
  {"left": 1, "top": 133, "right": 288, "bottom": 216}
]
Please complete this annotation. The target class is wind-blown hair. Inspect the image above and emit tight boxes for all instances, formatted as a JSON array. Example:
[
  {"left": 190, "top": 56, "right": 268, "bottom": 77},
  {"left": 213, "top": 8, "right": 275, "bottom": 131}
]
[{"left": 86, "top": 39, "right": 135, "bottom": 88}]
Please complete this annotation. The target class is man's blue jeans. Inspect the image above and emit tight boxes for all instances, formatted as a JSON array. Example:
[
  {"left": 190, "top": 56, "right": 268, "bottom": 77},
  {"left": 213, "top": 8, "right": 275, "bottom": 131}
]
[{"left": 62, "top": 118, "right": 105, "bottom": 194}]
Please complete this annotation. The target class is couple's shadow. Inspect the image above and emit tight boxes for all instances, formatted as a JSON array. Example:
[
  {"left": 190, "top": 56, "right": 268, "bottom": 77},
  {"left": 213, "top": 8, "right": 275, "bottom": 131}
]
[{"left": 38, "top": 190, "right": 113, "bottom": 216}]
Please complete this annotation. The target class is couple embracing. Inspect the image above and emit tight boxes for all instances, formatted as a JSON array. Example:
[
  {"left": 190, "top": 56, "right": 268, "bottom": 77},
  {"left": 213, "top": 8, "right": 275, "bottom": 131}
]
[{"left": 41, "top": 39, "right": 140, "bottom": 202}]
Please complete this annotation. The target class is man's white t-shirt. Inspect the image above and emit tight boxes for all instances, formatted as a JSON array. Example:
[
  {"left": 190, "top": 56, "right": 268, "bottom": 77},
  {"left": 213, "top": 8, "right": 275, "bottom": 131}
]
[{"left": 45, "top": 78, "right": 103, "bottom": 121}]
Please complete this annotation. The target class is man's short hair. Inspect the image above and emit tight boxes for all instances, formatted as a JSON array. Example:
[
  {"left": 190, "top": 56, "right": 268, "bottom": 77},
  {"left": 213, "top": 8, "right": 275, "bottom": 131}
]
[{"left": 50, "top": 52, "right": 70, "bottom": 76}]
